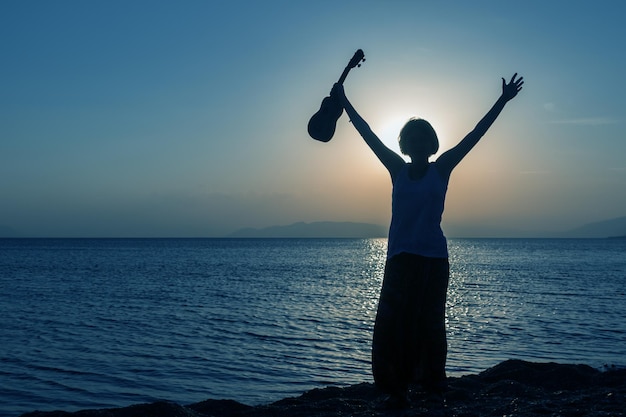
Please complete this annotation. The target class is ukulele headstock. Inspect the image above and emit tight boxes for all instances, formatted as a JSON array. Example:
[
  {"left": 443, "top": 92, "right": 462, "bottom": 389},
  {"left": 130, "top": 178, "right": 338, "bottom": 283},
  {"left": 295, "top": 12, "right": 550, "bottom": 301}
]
[{"left": 348, "top": 49, "right": 366, "bottom": 69}]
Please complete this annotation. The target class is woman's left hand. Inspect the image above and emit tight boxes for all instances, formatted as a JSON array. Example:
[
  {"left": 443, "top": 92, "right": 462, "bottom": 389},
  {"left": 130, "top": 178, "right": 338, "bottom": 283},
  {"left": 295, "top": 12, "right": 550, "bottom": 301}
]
[{"left": 502, "top": 73, "right": 524, "bottom": 101}]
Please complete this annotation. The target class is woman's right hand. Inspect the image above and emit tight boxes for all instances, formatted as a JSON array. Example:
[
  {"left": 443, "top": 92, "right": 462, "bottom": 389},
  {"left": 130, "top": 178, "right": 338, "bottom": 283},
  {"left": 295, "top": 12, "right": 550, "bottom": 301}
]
[{"left": 331, "top": 83, "right": 346, "bottom": 102}]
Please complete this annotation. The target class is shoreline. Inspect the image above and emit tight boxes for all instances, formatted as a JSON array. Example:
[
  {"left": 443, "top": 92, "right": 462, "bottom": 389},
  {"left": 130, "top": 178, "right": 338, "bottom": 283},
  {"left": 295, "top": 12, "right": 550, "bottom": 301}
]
[{"left": 19, "top": 359, "right": 626, "bottom": 417}]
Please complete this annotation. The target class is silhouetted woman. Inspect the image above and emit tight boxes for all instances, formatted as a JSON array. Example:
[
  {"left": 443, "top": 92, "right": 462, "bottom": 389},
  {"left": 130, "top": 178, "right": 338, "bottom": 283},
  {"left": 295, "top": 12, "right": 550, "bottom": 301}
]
[{"left": 332, "top": 73, "right": 523, "bottom": 408}]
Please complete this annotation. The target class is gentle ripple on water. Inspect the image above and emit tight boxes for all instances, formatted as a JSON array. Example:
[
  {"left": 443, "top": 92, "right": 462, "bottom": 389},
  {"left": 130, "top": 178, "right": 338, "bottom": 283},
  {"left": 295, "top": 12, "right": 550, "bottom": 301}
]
[
  {"left": 446, "top": 238, "right": 626, "bottom": 373},
  {"left": 1, "top": 237, "right": 625, "bottom": 416}
]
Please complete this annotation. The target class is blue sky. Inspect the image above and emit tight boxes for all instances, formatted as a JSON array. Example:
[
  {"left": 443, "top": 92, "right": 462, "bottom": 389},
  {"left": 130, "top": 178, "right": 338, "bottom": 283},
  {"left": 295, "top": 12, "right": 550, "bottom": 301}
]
[{"left": 1, "top": 1, "right": 624, "bottom": 237}]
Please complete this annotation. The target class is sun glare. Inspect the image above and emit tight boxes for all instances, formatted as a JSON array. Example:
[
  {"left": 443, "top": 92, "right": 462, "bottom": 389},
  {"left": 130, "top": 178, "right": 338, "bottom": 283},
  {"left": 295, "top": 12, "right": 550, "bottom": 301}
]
[{"left": 375, "top": 114, "right": 413, "bottom": 159}]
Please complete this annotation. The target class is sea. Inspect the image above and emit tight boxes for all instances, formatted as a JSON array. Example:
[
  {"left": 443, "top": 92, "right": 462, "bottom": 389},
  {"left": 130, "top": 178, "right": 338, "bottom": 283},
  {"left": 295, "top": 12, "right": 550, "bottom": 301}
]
[{"left": 1, "top": 238, "right": 625, "bottom": 416}]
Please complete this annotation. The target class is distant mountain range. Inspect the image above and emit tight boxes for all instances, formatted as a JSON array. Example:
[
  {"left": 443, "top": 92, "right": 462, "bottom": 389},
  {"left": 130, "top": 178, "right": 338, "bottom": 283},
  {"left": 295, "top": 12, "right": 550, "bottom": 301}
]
[
  {"left": 558, "top": 216, "right": 626, "bottom": 238},
  {"left": 228, "top": 221, "right": 387, "bottom": 238},
  {"left": 2, "top": 216, "right": 625, "bottom": 238},
  {"left": 229, "top": 216, "right": 626, "bottom": 239},
  {"left": 0, "top": 225, "right": 19, "bottom": 237}
]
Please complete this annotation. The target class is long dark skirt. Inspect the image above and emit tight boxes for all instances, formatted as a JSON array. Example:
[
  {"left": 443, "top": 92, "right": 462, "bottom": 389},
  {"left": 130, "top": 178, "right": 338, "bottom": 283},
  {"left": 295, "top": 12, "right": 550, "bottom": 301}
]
[{"left": 371, "top": 253, "right": 449, "bottom": 395}]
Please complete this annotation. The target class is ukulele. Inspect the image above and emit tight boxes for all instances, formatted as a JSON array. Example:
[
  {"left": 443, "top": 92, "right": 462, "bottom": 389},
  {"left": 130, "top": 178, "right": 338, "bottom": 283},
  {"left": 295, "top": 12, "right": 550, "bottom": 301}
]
[{"left": 307, "top": 49, "right": 365, "bottom": 142}]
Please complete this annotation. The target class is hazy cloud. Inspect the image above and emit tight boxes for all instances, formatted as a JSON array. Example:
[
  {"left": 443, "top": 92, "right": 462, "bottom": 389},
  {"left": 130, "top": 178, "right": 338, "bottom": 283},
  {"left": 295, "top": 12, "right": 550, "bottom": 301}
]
[
  {"left": 518, "top": 170, "right": 552, "bottom": 175},
  {"left": 549, "top": 117, "right": 618, "bottom": 126},
  {"left": 543, "top": 102, "right": 556, "bottom": 112}
]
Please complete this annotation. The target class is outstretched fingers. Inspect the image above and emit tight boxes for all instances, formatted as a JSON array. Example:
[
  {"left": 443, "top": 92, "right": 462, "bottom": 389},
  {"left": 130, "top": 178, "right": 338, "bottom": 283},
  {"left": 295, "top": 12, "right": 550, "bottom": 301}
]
[
  {"left": 502, "top": 73, "right": 524, "bottom": 100},
  {"left": 512, "top": 74, "right": 524, "bottom": 91}
]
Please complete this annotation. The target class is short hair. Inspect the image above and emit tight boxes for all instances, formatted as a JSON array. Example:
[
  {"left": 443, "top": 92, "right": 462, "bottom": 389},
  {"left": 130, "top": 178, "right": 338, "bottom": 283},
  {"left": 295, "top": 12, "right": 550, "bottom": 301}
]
[{"left": 398, "top": 118, "right": 439, "bottom": 156}]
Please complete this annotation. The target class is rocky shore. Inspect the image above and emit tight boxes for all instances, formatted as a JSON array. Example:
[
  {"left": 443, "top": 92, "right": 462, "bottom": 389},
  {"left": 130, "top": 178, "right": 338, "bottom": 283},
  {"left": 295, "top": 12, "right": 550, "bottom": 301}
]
[{"left": 20, "top": 359, "right": 625, "bottom": 417}]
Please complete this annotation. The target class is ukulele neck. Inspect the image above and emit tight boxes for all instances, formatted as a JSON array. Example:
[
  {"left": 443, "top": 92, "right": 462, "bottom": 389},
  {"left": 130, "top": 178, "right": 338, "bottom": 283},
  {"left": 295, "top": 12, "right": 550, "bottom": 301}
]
[{"left": 337, "top": 66, "right": 352, "bottom": 86}]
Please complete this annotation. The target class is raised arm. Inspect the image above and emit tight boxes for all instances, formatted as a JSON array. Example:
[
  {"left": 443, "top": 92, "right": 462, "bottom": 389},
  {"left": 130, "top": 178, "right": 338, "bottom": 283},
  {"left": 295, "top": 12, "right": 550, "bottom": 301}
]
[
  {"left": 332, "top": 84, "right": 405, "bottom": 177},
  {"left": 437, "top": 74, "right": 524, "bottom": 177}
]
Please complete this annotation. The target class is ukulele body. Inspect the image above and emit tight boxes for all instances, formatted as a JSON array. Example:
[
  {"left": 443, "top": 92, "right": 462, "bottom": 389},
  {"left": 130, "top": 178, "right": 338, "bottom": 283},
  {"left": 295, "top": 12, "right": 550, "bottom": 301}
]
[
  {"left": 307, "top": 94, "right": 343, "bottom": 142},
  {"left": 307, "top": 49, "right": 364, "bottom": 142}
]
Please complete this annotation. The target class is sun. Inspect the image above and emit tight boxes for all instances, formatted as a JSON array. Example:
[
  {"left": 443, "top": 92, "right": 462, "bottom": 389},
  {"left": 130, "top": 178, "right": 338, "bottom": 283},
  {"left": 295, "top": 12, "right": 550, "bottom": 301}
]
[{"left": 374, "top": 113, "right": 414, "bottom": 159}]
